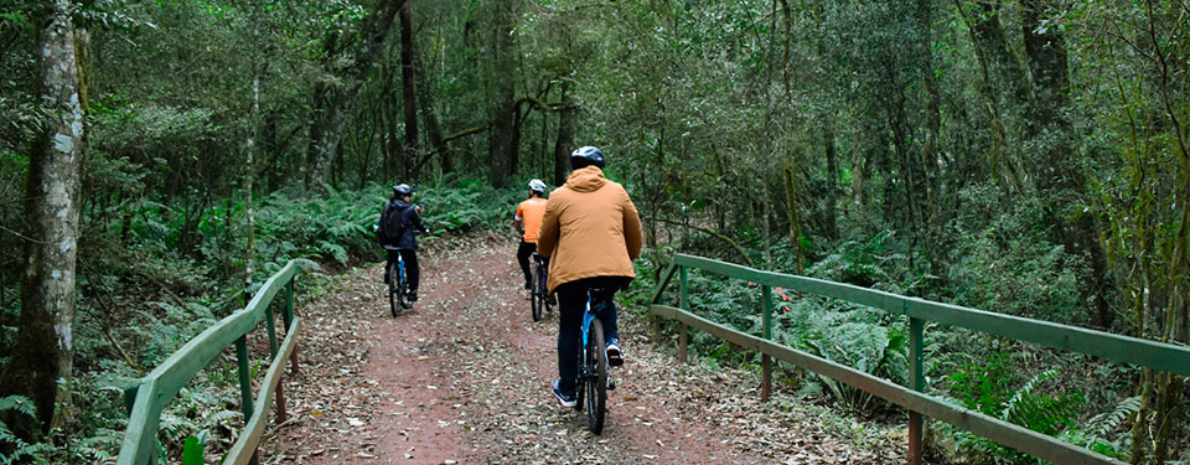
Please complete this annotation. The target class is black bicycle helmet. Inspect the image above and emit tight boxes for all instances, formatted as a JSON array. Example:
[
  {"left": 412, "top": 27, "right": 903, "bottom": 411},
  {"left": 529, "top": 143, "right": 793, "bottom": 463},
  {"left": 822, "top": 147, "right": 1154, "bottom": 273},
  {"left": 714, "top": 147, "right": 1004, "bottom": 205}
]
[
  {"left": 393, "top": 184, "right": 414, "bottom": 197},
  {"left": 570, "top": 146, "right": 606, "bottom": 170}
]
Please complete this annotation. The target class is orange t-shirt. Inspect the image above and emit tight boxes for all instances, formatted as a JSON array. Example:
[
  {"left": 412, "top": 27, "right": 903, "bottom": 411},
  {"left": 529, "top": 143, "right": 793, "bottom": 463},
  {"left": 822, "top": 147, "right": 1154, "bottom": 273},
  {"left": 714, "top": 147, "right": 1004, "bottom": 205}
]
[{"left": 516, "top": 197, "right": 548, "bottom": 243}]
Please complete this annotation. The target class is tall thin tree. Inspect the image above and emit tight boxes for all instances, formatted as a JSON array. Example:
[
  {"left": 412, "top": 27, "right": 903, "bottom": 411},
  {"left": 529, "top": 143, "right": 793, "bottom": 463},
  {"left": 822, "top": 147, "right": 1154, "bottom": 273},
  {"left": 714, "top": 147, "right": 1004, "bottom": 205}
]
[{"left": 0, "top": 0, "right": 87, "bottom": 440}]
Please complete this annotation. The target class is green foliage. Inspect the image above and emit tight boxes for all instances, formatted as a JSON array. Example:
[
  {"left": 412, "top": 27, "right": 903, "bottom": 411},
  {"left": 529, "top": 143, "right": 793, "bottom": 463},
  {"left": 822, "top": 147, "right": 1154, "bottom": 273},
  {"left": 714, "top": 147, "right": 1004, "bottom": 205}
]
[
  {"left": 181, "top": 430, "right": 208, "bottom": 465},
  {"left": 417, "top": 178, "right": 523, "bottom": 235},
  {"left": 1057, "top": 395, "right": 1140, "bottom": 460},
  {"left": 805, "top": 231, "right": 900, "bottom": 289},
  {"left": 802, "top": 324, "right": 909, "bottom": 414},
  {"left": 947, "top": 186, "right": 1086, "bottom": 325},
  {"left": 0, "top": 396, "right": 53, "bottom": 465},
  {"left": 945, "top": 354, "right": 1087, "bottom": 464}
]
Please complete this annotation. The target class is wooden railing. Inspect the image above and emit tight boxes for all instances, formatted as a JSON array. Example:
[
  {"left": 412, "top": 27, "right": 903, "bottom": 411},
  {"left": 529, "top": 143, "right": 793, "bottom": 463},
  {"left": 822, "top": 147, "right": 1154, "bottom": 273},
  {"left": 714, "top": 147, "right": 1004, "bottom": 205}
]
[
  {"left": 650, "top": 254, "right": 1190, "bottom": 465},
  {"left": 116, "top": 261, "right": 304, "bottom": 465}
]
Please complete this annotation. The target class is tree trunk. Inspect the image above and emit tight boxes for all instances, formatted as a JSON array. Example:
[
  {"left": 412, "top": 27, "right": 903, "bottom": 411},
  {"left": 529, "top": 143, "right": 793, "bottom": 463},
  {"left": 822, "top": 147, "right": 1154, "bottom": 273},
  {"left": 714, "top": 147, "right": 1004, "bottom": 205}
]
[
  {"left": 954, "top": 0, "right": 1027, "bottom": 193},
  {"left": 552, "top": 80, "right": 576, "bottom": 186},
  {"left": 823, "top": 130, "right": 838, "bottom": 242},
  {"left": 968, "top": 0, "right": 1030, "bottom": 104},
  {"left": 0, "top": 0, "right": 86, "bottom": 440},
  {"left": 415, "top": 45, "right": 450, "bottom": 175},
  {"left": 784, "top": 155, "right": 805, "bottom": 274},
  {"left": 1022, "top": 0, "right": 1112, "bottom": 328},
  {"left": 245, "top": 0, "right": 261, "bottom": 299},
  {"left": 918, "top": 0, "right": 945, "bottom": 275},
  {"left": 539, "top": 82, "right": 551, "bottom": 180},
  {"left": 306, "top": 0, "right": 407, "bottom": 190},
  {"left": 399, "top": 3, "right": 418, "bottom": 179},
  {"left": 487, "top": 0, "right": 518, "bottom": 185}
]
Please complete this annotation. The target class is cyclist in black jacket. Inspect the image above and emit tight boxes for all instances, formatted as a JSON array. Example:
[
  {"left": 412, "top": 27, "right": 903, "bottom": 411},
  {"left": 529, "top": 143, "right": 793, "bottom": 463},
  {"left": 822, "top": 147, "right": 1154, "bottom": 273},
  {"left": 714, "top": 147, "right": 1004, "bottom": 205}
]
[{"left": 380, "top": 184, "right": 430, "bottom": 302}]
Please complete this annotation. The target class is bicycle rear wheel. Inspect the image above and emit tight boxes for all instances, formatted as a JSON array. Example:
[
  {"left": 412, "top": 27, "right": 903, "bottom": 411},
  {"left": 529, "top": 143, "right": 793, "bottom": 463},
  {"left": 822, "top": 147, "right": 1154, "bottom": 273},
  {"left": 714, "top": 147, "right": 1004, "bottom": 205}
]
[
  {"left": 575, "top": 344, "right": 586, "bottom": 413},
  {"left": 586, "top": 319, "right": 608, "bottom": 435},
  {"left": 531, "top": 265, "right": 544, "bottom": 322},
  {"left": 395, "top": 264, "right": 409, "bottom": 318},
  {"left": 395, "top": 267, "right": 409, "bottom": 313},
  {"left": 541, "top": 267, "right": 554, "bottom": 314}
]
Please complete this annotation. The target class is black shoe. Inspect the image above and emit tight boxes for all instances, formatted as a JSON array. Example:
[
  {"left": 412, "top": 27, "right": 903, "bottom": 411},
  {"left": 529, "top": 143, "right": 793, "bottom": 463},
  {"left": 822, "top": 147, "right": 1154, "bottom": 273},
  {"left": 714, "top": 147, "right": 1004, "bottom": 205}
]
[{"left": 407, "top": 291, "right": 419, "bottom": 302}]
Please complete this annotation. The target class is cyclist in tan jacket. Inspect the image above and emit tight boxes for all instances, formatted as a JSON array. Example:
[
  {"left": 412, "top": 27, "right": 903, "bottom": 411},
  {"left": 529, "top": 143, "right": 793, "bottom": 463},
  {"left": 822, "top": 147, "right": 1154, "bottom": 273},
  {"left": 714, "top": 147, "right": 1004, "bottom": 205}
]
[{"left": 537, "top": 146, "right": 643, "bottom": 408}]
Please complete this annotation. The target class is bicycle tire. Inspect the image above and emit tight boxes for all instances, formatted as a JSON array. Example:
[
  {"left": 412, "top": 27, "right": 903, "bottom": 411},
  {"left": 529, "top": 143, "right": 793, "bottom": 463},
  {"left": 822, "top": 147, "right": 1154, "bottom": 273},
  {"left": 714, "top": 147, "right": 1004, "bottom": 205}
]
[
  {"left": 396, "top": 265, "right": 409, "bottom": 314},
  {"left": 531, "top": 265, "right": 543, "bottom": 322},
  {"left": 587, "top": 319, "right": 608, "bottom": 435},
  {"left": 575, "top": 338, "right": 586, "bottom": 413},
  {"left": 388, "top": 262, "right": 402, "bottom": 317},
  {"left": 541, "top": 268, "right": 554, "bottom": 314}
]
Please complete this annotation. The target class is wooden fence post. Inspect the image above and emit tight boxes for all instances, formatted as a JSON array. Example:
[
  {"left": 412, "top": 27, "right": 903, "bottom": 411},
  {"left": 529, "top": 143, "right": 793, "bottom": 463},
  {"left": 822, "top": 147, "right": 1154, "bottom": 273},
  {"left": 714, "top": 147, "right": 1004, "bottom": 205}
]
[
  {"left": 761, "top": 285, "right": 773, "bottom": 402},
  {"left": 235, "top": 335, "right": 261, "bottom": 465},
  {"left": 265, "top": 304, "right": 279, "bottom": 358},
  {"left": 285, "top": 278, "right": 301, "bottom": 375},
  {"left": 908, "top": 317, "right": 925, "bottom": 465},
  {"left": 124, "top": 385, "right": 162, "bottom": 465},
  {"left": 679, "top": 265, "right": 688, "bottom": 364}
]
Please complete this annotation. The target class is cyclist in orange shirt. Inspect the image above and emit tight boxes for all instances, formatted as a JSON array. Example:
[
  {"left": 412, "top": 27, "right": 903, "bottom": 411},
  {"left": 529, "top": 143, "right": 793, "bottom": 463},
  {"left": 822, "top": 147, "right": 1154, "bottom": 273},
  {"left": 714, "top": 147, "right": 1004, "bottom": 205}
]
[{"left": 514, "top": 179, "right": 550, "bottom": 290}]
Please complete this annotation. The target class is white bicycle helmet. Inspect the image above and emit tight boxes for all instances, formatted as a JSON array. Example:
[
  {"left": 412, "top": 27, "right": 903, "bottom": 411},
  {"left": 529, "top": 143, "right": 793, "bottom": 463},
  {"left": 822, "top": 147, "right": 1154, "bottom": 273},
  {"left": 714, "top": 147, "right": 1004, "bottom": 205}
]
[{"left": 528, "top": 179, "right": 547, "bottom": 194}]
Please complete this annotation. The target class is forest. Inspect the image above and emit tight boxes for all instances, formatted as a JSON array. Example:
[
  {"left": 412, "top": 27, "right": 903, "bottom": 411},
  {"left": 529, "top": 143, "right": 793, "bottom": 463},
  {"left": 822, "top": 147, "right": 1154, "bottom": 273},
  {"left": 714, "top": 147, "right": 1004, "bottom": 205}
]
[{"left": 0, "top": 0, "right": 1187, "bottom": 463}]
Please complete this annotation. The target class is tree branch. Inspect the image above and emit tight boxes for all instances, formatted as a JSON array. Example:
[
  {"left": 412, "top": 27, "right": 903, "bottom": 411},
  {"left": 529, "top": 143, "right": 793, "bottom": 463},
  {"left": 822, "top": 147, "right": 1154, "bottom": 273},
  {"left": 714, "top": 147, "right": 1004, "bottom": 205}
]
[
  {"left": 646, "top": 217, "right": 755, "bottom": 267},
  {"left": 443, "top": 125, "right": 488, "bottom": 143}
]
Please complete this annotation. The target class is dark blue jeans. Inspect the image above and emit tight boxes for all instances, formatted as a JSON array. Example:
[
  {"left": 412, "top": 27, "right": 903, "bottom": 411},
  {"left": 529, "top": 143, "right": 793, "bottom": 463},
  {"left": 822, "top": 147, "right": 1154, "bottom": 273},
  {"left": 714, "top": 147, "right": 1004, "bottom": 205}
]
[{"left": 556, "top": 276, "right": 630, "bottom": 394}]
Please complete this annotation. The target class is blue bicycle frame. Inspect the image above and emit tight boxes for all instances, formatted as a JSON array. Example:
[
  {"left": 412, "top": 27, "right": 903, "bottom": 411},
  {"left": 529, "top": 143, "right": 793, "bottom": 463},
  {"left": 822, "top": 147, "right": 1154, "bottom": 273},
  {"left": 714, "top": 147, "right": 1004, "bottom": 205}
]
[
  {"left": 581, "top": 295, "right": 598, "bottom": 349},
  {"left": 397, "top": 252, "right": 406, "bottom": 283}
]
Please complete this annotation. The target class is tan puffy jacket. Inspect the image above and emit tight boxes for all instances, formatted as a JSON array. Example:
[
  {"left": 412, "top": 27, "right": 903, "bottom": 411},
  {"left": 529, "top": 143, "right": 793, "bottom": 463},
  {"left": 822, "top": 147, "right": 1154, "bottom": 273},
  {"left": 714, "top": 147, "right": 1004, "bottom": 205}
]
[{"left": 537, "top": 166, "right": 643, "bottom": 293}]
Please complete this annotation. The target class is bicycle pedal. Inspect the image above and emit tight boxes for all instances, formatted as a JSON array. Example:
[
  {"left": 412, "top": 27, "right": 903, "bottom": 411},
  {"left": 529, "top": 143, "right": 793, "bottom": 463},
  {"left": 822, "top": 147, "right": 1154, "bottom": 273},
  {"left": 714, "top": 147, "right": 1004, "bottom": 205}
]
[{"left": 607, "top": 378, "right": 616, "bottom": 391}]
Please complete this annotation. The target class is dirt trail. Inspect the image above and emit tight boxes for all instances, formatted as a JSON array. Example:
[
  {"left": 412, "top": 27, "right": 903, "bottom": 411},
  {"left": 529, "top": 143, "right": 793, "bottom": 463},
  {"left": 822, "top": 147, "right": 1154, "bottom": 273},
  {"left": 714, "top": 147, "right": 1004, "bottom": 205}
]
[{"left": 265, "top": 237, "right": 905, "bottom": 464}]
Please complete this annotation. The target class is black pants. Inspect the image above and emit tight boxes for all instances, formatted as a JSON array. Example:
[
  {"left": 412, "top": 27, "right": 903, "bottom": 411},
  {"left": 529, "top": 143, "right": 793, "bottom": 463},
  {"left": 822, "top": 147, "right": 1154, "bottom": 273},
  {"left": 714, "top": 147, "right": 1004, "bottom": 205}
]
[
  {"left": 516, "top": 241, "right": 537, "bottom": 286},
  {"left": 386, "top": 249, "right": 420, "bottom": 292},
  {"left": 556, "top": 276, "right": 630, "bottom": 394}
]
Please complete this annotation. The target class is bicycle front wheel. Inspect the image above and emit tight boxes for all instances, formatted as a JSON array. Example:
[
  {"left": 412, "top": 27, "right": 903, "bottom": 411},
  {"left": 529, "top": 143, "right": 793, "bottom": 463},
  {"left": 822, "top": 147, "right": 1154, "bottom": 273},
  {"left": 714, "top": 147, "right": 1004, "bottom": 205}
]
[{"left": 586, "top": 319, "right": 608, "bottom": 435}]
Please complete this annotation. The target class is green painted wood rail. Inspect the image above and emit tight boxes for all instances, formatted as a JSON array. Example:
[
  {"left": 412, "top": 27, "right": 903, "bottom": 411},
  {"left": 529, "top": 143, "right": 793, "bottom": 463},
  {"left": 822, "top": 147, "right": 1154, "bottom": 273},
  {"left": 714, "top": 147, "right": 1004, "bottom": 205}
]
[
  {"left": 650, "top": 253, "right": 1190, "bottom": 465},
  {"left": 116, "top": 260, "right": 304, "bottom": 465}
]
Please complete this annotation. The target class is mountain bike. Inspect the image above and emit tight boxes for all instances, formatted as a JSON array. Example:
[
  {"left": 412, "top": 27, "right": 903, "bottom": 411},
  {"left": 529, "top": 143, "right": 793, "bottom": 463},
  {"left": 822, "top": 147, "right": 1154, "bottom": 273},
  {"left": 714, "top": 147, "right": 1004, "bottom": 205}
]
[
  {"left": 384, "top": 245, "right": 411, "bottom": 317},
  {"left": 574, "top": 287, "right": 613, "bottom": 434},
  {"left": 530, "top": 252, "right": 553, "bottom": 321}
]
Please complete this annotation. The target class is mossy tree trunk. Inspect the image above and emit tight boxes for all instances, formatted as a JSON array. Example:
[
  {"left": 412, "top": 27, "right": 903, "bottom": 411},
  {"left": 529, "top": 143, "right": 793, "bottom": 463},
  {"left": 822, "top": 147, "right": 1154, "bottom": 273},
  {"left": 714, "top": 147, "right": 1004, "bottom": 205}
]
[
  {"left": 0, "top": 0, "right": 86, "bottom": 441},
  {"left": 552, "top": 80, "right": 576, "bottom": 186}
]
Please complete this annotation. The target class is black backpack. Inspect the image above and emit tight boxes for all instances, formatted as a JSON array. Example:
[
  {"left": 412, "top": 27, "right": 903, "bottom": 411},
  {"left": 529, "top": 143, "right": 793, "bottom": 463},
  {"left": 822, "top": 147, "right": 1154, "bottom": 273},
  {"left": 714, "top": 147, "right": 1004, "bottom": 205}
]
[{"left": 380, "top": 203, "right": 407, "bottom": 244}]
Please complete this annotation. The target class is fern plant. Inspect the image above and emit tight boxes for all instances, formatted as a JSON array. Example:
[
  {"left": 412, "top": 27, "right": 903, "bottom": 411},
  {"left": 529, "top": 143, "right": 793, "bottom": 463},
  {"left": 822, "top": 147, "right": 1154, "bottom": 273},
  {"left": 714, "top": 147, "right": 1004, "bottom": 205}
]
[
  {"left": 946, "top": 355, "right": 1087, "bottom": 464},
  {"left": 801, "top": 323, "right": 909, "bottom": 414},
  {"left": 1059, "top": 396, "right": 1140, "bottom": 459},
  {"left": 0, "top": 396, "right": 53, "bottom": 465}
]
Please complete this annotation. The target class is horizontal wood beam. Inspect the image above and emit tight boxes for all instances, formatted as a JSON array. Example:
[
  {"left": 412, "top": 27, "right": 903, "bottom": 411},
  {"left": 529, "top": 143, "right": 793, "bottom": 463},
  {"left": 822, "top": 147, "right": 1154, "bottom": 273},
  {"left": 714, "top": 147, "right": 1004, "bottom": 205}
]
[
  {"left": 671, "top": 254, "right": 1190, "bottom": 376},
  {"left": 651, "top": 304, "right": 1123, "bottom": 465}
]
